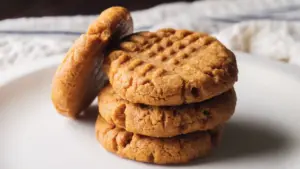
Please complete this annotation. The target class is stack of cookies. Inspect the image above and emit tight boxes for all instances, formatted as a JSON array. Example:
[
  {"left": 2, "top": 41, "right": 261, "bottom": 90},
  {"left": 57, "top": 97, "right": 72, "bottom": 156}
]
[
  {"left": 51, "top": 6, "right": 238, "bottom": 165},
  {"left": 96, "top": 29, "right": 238, "bottom": 164}
]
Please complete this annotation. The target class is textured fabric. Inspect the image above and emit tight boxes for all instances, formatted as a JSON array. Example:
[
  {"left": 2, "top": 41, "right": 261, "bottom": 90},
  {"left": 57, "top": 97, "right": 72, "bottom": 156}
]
[{"left": 1, "top": 0, "right": 300, "bottom": 72}]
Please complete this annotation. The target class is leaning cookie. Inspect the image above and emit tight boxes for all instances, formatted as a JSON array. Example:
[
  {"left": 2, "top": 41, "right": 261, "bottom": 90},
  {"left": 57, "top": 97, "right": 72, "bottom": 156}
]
[
  {"left": 96, "top": 116, "right": 223, "bottom": 164},
  {"left": 98, "top": 85, "right": 236, "bottom": 137},
  {"left": 104, "top": 28, "right": 238, "bottom": 106},
  {"left": 51, "top": 7, "right": 133, "bottom": 118}
]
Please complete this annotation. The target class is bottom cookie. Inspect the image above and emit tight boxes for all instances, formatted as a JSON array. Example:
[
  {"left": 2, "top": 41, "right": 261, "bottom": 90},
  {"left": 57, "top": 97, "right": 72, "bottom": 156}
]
[{"left": 96, "top": 116, "right": 223, "bottom": 164}]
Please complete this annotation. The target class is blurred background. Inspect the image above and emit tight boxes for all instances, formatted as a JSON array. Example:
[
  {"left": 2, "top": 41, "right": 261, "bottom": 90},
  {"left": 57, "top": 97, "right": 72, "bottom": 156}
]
[{"left": 0, "top": 0, "right": 193, "bottom": 20}]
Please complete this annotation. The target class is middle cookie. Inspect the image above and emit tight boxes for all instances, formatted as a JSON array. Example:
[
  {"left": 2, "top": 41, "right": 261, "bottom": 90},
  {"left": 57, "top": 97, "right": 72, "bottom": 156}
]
[{"left": 98, "top": 85, "right": 236, "bottom": 137}]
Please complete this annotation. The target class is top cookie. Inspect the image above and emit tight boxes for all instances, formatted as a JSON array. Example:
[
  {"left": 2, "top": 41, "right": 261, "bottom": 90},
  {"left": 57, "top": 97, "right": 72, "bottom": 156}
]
[
  {"left": 104, "top": 28, "right": 238, "bottom": 106},
  {"left": 51, "top": 6, "right": 133, "bottom": 118}
]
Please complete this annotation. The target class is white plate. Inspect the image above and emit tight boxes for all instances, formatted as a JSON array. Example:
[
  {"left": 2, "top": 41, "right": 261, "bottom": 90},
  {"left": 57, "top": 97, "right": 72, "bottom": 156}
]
[{"left": 1, "top": 52, "right": 300, "bottom": 169}]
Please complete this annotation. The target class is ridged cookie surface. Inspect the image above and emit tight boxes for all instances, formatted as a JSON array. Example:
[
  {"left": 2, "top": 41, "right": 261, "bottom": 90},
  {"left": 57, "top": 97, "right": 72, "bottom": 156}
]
[{"left": 104, "top": 28, "right": 238, "bottom": 106}]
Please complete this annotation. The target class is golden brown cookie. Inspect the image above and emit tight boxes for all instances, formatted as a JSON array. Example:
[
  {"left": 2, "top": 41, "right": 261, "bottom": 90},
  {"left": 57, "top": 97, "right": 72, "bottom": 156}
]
[
  {"left": 104, "top": 28, "right": 238, "bottom": 106},
  {"left": 96, "top": 116, "right": 222, "bottom": 164},
  {"left": 51, "top": 7, "right": 133, "bottom": 118},
  {"left": 98, "top": 85, "right": 236, "bottom": 137}
]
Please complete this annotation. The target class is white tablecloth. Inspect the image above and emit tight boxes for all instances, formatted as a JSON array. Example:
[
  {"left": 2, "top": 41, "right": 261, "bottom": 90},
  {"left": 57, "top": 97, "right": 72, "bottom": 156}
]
[{"left": 1, "top": 0, "right": 300, "bottom": 72}]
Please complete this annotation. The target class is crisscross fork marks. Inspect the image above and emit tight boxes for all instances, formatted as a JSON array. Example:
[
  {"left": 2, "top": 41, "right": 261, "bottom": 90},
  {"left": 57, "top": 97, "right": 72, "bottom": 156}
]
[{"left": 105, "top": 28, "right": 238, "bottom": 105}]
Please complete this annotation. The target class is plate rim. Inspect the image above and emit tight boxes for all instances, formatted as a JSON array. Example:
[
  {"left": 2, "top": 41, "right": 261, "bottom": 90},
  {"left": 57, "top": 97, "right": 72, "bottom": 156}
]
[{"left": 0, "top": 55, "right": 62, "bottom": 86}]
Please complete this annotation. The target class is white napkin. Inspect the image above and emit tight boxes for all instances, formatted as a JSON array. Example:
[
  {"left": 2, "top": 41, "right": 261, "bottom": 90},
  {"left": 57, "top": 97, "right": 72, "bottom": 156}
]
[{"left": 216, "top": 21, "right": 300, "bottom": 67}]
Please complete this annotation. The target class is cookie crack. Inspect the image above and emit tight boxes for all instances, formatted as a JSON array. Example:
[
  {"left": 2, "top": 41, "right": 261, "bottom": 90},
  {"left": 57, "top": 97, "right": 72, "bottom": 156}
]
[
  {"left": 123, "top": 134, "right": 133, "bottom": 148},
  {"left": 112, "top": 135, "right": 119, "bottom": 152},
  {"left": 161, "top": 112, "right": 166, "bottom": 129},
  {"left": 148, "top": 152, "right": 155, "bottom": 163},
  {"left": 181, "top": 78, "right": 186, "bottom": 104},
  {"left": 113, "top": 103, "right": 126, "bottom": 128},
  {"left": 103, "top": 125, "right": 116, "bottom": 135}
]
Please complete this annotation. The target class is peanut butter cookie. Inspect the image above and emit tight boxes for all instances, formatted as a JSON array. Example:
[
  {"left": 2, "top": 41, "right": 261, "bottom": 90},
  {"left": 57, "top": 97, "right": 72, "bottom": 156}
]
[
  {"left": 96, "top": 116, "right": 222, "bottom": 164},
  {"left": 51, "top": 7, "right": 133, "bottom": 118},
  {"left": 98, "top": 85, "right": 236, "bottom": 137},
  {"left": 104, "top": 28, "right": 238, "bottom": 106}
]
